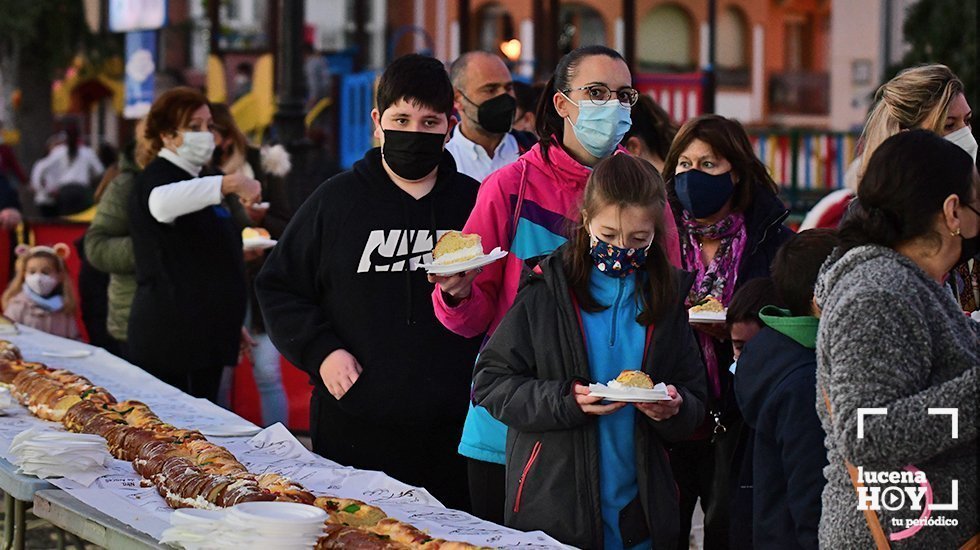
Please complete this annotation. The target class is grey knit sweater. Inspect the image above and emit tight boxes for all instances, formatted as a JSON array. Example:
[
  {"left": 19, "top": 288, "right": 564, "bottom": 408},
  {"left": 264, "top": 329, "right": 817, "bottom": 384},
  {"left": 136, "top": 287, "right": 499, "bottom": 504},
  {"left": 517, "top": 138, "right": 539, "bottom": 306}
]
[{"left": 814, "top": 245, "right": 977, "bottom": 549}]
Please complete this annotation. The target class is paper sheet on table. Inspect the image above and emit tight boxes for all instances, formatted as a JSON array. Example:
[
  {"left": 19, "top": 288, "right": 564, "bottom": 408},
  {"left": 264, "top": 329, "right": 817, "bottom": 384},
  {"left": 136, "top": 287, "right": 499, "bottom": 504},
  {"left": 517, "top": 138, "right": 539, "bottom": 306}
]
[
  {"left": 1, "top": 327, "right": 565, "bottom": 548},
  {"left": 52, "top": 425, "right": 565, "bottom": 548}
]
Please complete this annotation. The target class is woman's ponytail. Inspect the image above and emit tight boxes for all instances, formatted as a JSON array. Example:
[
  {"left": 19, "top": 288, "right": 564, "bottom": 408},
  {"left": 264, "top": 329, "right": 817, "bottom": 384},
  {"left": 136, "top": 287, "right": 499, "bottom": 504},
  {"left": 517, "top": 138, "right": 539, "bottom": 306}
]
[{"left": 535, "top": 74, "right": 563, "bottom": 162}]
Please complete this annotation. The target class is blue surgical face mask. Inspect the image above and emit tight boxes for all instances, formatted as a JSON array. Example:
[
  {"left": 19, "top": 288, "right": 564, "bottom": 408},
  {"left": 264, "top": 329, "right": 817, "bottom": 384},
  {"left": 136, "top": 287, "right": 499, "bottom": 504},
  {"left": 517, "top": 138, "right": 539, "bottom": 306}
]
[
  {"left": 674, "top": 169, "right": 736, "bottom": 219},
  {"left": 589, "top": 234, "right": 651, "bottom": 278},
  {"left": 561, "top": 92, "right": 632, "bottom": 159}
]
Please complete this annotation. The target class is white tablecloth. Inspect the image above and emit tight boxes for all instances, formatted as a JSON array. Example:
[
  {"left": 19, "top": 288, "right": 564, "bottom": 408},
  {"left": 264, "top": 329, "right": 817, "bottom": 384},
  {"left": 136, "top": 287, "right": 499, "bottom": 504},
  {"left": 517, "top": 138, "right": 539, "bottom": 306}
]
[{"left": 0, "top": 326, "right": 564, "bottom": 548}]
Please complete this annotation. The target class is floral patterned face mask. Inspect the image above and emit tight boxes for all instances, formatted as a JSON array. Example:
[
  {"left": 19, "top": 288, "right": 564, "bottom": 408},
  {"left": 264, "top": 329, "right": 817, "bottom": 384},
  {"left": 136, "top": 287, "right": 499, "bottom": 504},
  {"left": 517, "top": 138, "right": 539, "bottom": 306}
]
[{"left": 589, "top": 234, "right": 652, "bottom": 278}]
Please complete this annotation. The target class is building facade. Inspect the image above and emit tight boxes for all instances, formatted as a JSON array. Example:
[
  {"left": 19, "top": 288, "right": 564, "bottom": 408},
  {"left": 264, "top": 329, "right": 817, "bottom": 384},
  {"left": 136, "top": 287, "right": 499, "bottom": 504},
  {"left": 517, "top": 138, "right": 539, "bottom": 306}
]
[{"left": 389, "top": 0, "right": 911, "bottom": 131}]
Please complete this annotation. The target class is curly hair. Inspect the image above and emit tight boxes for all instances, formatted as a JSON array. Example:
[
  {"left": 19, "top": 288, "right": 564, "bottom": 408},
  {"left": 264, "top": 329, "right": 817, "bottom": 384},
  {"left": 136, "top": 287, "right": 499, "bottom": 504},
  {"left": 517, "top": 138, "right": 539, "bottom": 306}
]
[{"left": 143, "top": 87, "right": 210, "bottom": 158}]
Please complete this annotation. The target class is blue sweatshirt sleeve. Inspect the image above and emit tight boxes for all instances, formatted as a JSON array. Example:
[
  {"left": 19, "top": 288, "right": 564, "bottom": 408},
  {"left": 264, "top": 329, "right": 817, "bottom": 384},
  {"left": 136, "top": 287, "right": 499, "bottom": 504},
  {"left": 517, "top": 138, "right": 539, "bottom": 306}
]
[{"left": 255, "top": 184, "right": 344, "bottom": 378}]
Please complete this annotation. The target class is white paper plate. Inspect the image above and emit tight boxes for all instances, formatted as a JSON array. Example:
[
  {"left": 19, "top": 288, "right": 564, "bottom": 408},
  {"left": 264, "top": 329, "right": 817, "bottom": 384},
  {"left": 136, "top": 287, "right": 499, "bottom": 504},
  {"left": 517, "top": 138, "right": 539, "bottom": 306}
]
[
  {"left": 419, "top": 247, "right": 509, "bottom": 276},
  {"left": 223, "top": 521, "right": 323, "bottom": 538},
  {"left": 199, "top": 424, "right": 262, "bottom": 437},
  {"left": 243, "top": 238, "right": 277, "bottom": 251},
  {"left": 171, "top": 508, "right": 226, "bottom": 527},
  {"left": 41, "top": 350, "right": 93, "bottom": 359},
  {"left": 220, "top": 533, "right": 321, "bottom": 548},
  {"left": 688, "top": 310, "right": 727, "bottom": 323},
  {"left": 229, "top": 501, "right": 327, "bottom": 525},
  {"left": 0, "top": 387, "right": 13, "bottom": 412},
  {"left": 587, "top": 382, "right": 671, "bottom": 403}
]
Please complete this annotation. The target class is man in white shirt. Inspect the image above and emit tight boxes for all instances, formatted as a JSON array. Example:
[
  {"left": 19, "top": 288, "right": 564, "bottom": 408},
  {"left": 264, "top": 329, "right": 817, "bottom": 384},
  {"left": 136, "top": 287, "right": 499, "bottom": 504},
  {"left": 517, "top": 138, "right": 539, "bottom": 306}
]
[
  {"left": 30, "top": 137, "right": 104, "bottom": 214},
  {"left": 445, "top": 51, "right": 521, "bottom": 183}
]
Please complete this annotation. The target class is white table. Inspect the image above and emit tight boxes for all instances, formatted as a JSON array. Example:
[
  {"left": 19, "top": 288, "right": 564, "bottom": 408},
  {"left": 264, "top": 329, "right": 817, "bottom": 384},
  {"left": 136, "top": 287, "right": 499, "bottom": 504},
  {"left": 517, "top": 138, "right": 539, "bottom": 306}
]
[
  {"left": 33, "top": 491, "right": 164, "bottom": 550},
  {"left": 0, "top": 327, "right": 564, "bottom": 549}
]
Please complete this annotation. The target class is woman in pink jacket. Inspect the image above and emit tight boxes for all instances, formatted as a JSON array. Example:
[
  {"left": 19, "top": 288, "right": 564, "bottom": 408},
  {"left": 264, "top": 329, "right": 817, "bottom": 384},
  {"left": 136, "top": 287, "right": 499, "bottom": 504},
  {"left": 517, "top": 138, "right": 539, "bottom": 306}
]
[{"left": 430, "top": 45, "right": 681, "bottom": 523}]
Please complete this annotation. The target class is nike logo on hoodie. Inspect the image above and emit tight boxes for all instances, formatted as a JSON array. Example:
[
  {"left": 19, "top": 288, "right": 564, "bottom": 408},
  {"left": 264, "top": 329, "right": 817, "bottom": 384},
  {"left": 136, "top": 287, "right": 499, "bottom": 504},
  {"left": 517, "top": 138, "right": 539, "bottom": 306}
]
[{"left": 357, "top": 229, "right": 449, "bottom": 272}]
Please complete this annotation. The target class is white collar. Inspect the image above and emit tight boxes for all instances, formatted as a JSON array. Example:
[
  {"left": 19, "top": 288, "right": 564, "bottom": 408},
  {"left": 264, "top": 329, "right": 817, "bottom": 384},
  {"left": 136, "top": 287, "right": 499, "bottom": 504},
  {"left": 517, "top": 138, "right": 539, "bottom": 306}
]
[
  {"left": 450, "top": 128, "right": 517, "bottom": 159},
  {"left": 158, "top": 148, "right": 202, "bottom": 176}
]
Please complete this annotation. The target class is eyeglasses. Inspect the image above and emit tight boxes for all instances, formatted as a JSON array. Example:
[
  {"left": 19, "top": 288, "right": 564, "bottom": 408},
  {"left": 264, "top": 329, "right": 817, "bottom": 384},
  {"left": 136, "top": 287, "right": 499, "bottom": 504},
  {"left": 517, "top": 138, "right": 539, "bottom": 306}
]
[
  {"left": 562, "top": 84, "right": 639, "bottom": 107},
  {"left": 966, "top": 203, "right": 980, "bottom": 217}
]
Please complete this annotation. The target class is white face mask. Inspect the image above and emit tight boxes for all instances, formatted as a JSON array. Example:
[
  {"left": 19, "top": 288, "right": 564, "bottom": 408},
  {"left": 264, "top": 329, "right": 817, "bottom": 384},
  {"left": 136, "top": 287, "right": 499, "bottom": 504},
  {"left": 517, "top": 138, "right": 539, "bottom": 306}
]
[
  {"left": 176, "top": 131, "right": 216, "bottom": 166},
  {"left": 25, "top": 273, "right": 59, "bottom": 296},
  {"left": 945, "top": 126, "right": 978, "bottom": 163}
]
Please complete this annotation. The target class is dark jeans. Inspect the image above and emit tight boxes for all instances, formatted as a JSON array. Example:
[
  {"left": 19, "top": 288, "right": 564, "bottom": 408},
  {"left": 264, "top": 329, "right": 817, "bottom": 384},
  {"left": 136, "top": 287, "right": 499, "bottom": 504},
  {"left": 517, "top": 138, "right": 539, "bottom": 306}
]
[
  {"left": 310, "top": 389, "right": 470, "bottom": 512},
  {"left": 467, "top": 458, "right": 505, "bottom": 525},
  {"left": 670, "top": 438, "right": 732, "bottom": 550}
]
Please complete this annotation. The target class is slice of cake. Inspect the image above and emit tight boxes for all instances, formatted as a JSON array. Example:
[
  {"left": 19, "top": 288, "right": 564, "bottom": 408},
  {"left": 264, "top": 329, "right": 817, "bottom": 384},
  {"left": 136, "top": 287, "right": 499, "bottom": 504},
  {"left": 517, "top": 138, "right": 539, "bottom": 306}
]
[
  {"left": 610, "top": 370, "right": 654, "bottom": 389},
  {"left": 432, "top": 231, "right": 483, "bottom": 265},
  {"left": 242, "top": 227, "right": 271, "bottom": 240},
  {"left": 689, "top": 296, "right": 724, "bottom": 313}
]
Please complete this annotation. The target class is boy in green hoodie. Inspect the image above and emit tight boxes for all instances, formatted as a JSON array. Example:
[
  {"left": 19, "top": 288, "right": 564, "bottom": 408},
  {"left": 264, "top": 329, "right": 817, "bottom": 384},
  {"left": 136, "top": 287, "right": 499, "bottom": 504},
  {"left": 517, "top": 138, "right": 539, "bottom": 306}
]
[{"left": 733, "top": 229, "right": 838, "bottom": 550}]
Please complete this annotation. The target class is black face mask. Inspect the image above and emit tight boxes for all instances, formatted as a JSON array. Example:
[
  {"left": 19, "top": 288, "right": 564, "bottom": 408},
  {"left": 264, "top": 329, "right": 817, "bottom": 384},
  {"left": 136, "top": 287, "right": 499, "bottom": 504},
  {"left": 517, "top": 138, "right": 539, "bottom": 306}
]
[
  {"left": 958, "top": 204, "right": 980, "bottom": 267},
  {"left": 381, "top": 129, "right": 446, "bottom": 181},
  {"left": 959, "top": 234, "right": 980, "bottom": 266},
  {"left": 956, "top": 233, "right": 980, "bottom": 266},
  {"left": 463, "top": 92, "right": 517, "bottom": 135},
  {"left": 674, "top": 169, "right": 736, "bottom": 219}
]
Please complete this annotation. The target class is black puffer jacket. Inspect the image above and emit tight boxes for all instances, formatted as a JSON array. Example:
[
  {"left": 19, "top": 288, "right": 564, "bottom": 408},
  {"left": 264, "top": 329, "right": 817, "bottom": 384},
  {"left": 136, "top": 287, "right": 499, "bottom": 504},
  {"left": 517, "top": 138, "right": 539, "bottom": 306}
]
[{"left": 473, "top": 246, "right": 707, "bottom": 549}]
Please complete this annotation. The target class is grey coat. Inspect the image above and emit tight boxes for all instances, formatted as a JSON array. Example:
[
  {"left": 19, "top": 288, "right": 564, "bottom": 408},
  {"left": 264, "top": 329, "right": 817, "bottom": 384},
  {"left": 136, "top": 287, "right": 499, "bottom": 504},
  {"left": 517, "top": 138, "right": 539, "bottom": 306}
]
[{"left": 814, "top": 245, "right": 977, "bottom": 549}]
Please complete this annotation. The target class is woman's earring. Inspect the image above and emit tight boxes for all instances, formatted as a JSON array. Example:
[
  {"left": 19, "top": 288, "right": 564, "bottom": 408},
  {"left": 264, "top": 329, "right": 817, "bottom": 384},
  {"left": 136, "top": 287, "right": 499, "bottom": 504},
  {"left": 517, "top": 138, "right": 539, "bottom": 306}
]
[{"left": 951, "top": 228, "right": 962, "bottom": 237}]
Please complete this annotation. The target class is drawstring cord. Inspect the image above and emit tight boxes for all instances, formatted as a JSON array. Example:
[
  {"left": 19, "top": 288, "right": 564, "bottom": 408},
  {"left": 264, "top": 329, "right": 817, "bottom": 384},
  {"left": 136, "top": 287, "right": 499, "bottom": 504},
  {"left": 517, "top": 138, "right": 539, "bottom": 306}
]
[{"left": 401, "top": 195, "right": 414, "bottom": 326}]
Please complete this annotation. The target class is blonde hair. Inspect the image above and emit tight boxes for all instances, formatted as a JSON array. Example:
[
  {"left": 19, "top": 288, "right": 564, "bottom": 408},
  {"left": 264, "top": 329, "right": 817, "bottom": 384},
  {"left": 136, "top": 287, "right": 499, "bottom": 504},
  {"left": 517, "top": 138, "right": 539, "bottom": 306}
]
[
  {"left": 859, "top": 64, "right": 964, "bottom": 178},
  {"left": 2, "top": 244, "right": 78, "bottom": 315}
]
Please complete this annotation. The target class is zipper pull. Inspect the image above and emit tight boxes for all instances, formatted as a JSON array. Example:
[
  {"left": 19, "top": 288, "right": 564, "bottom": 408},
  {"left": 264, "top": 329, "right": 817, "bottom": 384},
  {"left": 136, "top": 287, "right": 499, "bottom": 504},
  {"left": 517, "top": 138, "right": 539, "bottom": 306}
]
[{"left": 710, "top": 411, "right": 727, "bottom": 444}]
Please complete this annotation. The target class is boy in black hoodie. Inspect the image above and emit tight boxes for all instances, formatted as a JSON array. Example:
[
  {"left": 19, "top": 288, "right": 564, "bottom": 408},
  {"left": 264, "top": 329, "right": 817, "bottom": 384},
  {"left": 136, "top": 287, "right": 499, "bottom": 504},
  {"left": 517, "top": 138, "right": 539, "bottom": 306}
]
[
  {"left": 255, "top": 54, "right": 481, "bottom": 511},
  {"left": 733, "top": 229, "right": 838, "bottom": 549}
]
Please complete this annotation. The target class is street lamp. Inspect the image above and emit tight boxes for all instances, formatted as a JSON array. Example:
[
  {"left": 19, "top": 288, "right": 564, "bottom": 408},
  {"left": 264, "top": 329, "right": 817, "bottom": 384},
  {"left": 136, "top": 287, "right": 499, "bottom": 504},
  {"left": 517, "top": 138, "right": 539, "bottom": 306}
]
[
  {"left": 704, "top": 0, "right": 717, "bottom": 113},
  {"left": 272, "top": 0, "right": 315, "bottom": 207},
  {"left": 500, "top": 39, "right": 522, "bottom": 62}
]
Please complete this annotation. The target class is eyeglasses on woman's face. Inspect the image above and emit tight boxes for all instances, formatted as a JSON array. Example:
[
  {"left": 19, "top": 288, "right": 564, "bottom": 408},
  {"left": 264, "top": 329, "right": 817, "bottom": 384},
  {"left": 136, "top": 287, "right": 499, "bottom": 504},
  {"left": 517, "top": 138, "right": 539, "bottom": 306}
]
[{"left": 563, "top": 84, "right": 639, "bottom": 107}]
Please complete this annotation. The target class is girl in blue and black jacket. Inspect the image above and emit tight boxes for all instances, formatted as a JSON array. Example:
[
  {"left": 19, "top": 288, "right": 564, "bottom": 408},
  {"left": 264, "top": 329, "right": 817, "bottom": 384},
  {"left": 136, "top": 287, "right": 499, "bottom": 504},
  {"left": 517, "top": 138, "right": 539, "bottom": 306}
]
[{"left": 473, "top": 154, "right": 706, "bottom": 549}]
